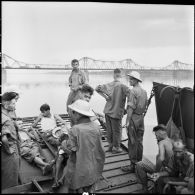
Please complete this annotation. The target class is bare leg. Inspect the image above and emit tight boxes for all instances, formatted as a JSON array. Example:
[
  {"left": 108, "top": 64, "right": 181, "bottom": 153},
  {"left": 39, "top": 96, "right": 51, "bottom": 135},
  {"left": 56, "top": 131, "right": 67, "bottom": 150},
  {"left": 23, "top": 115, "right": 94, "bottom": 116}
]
[
  {"left": 34, "top": 156, "right": 49, "bottom": 167},
  {"left": 33, "top": 157, "right": 52, "bottom": 175},
  {"left": 54, "top": 155, "right": 64, "bottom": 183},
  {"left": 58, "top": 164, "right": 68, "bottom": 185}
]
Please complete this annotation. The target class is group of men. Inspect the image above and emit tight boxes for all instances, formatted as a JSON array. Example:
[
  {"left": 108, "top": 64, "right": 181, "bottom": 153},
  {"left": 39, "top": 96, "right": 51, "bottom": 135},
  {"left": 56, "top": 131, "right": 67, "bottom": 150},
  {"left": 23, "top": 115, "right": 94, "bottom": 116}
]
[{"left": 1, "top": 58, "right": 194, "bottom": 194}]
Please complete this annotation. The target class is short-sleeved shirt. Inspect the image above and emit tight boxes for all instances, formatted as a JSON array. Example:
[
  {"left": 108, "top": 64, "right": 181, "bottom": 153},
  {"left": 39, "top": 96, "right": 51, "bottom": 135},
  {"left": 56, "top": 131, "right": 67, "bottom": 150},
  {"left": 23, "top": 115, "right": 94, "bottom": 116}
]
[
  {"left": 127, "top": 85, "right": 147, "bottom": 115},
  {"left": 40, "top": 114, "right": 57, "bottom": 132},
  {"left": 100, "top": 81, "right": 129, "bottom": 119},
  {"left": 165, "top": 152, "right": 194, "bottom": 178},
  {"left": 69, "top": 69, "right": 86, "bottom": 91}
]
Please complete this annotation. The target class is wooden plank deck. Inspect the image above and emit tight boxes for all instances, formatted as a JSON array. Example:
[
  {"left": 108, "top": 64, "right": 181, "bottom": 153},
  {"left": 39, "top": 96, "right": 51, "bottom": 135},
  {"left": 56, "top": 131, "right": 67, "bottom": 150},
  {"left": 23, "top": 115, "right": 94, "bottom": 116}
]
[{"left": 11, "top": 114, "right": 144, "bottom": 193}]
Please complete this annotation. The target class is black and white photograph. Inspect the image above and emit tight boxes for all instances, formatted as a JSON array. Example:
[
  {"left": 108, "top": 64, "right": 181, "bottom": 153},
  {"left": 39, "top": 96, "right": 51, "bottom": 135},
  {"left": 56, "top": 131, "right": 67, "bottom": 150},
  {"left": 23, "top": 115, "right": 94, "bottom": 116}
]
[{"left": 1, "top": 1, "right": 194, "bottom": 194}]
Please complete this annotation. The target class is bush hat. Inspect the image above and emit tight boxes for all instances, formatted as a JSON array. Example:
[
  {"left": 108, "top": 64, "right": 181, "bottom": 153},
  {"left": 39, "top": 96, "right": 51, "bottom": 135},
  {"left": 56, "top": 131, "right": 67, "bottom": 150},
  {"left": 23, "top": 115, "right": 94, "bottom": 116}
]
[
  {"left": 127, "top": 71, "right": 142, "bottom": 82},
  {"left": 68, "top": 99, "right": 95, "bottom": 117}
]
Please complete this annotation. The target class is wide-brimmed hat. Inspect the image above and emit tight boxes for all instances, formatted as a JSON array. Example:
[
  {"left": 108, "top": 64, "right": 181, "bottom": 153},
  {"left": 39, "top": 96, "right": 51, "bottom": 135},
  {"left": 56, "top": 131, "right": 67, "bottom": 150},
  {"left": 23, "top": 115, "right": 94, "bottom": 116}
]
[
  {"left": 127, "top": 71, "right": 142, "bottom": 82},
  {"left": 68, "top": 99, "right": 95, "bottom": 117}
]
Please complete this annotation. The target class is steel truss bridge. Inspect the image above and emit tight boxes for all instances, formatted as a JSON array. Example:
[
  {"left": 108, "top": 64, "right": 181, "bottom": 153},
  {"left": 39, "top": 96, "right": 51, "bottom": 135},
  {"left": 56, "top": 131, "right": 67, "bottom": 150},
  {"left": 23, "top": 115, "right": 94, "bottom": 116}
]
[{"left": 1, "top": 53, "right": 194, "bottom": 71}]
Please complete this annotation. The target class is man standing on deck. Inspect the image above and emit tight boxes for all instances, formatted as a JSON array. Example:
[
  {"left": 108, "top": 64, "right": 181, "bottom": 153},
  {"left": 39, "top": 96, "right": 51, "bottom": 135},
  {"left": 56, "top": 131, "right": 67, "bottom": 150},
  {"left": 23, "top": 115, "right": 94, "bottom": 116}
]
[
  {"left": 62, "top": 99, "right": 105, "bottom": 193},
  {"left": 1, "top": 91, "right": 21, "bottom": 190},
  {"left": 121, "top": 71, "right": 147, "bottom": 173},
  {"left": 95, "top": 68, "right": 129, "bottom": 153},
  {"left": 66, "top": 59, "right": 86, "bottom": 124}
]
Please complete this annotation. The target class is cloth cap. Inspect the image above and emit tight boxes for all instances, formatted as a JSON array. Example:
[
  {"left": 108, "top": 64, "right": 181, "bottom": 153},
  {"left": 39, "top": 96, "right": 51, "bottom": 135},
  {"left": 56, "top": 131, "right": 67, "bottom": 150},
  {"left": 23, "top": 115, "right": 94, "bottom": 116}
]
[
  {"left": 68, "top": 99, "right": 95, "bottom": 117},
  {"left": 127, "top": 71, "right": 142, "bottom": 82},
  {"left": 2, "top": 92, "right": 19, "bottom": 101}
]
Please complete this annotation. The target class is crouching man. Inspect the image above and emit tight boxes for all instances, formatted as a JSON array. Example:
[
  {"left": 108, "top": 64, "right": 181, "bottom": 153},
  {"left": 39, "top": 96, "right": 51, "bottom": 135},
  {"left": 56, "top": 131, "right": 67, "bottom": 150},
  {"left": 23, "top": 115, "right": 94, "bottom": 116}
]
[
  {"left": 62, "top": 99, "right": 105, "bottom": 193},
  {"left": 150, "top": 140, "right": 194, "bottom": 194},
  {"left": 135, "top": 124, "right": 173, "bottom": 193}
]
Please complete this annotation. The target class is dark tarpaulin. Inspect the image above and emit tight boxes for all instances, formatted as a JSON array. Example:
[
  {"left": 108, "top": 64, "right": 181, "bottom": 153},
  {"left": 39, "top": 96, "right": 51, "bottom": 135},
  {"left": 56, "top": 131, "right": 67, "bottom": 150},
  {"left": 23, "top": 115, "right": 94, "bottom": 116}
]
[{"left": 153, "top": 82, "right": 194, "bottom": 153}]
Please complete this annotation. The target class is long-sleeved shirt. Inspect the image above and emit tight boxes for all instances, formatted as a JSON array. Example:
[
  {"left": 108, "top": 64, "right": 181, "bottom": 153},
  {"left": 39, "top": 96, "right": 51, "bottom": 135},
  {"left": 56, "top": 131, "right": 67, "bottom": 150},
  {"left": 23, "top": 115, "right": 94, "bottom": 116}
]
[
  {"left": 64, "top": 119, "right": 105, "bottom": 190},
  {"left": 99, "top": 81, "right": 129, "bottom": 119}
]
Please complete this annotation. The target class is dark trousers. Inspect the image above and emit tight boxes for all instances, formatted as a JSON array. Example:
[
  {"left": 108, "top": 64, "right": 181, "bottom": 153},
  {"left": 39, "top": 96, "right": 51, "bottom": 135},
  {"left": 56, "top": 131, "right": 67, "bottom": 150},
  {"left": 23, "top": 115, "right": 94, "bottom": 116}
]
[
  {"left": 105, "top": 114, "right": 122, "bottom": 148},
  {"left": 1, "top": 148, "right": 20, "bottom": 190},
  {"left": 156, "top": 176, "right": 184, "bottom": 194},
  {"left": 127, "top": 116, "right": 144, "bottom": 164}
]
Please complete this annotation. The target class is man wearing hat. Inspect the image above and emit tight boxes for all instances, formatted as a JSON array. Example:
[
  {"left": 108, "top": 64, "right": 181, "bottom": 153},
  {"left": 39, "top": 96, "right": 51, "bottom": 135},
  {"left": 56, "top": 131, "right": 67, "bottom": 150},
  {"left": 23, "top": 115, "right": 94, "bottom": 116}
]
[
  {"left": 1, "top": 91, "right": 21, "bottom": 190},
  {"left": 151, "top": 140, "right": 194, "bottom": 194},
  {"left": 62, "top": 99, "right": 105, "bottom": 193},
  {"left": 121, "top": 71, "right": 148, "bottom": 173}
]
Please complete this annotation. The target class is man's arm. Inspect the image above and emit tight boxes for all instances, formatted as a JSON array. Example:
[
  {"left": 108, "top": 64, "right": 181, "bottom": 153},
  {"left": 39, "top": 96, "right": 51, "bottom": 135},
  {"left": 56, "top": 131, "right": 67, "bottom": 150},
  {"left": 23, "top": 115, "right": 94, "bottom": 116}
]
[
  {"left": 156, "top": 142, "right": 166, "bottom": 171},
  {"left": 95, "top": 85, "right": 111, "bottom": 101},
  {"left": 126, "top": 106, "right": 133, "bottom": 127},
  {"left": 31, "top": 114, "right": 42, "bottom": 128},
  {"left": 54, "top": 114, "right": 67, "bottom": 126},
  {"left": 1, "top": 134, "right": 11, "bottom": 154}
]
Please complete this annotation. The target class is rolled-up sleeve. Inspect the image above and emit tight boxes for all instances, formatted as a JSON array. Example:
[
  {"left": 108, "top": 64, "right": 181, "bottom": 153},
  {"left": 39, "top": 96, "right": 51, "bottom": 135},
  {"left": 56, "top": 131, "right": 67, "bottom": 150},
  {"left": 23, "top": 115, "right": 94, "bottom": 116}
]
[{"left": 127, "top": 90, "right": 137, "bottom": 110}]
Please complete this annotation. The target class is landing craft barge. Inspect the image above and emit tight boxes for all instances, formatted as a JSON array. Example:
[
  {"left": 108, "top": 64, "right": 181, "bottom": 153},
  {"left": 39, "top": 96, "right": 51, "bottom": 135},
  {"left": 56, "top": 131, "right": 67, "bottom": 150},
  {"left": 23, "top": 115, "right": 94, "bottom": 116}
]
[{"left": 2, "top": 82, "right": 194, "bottom": 194}]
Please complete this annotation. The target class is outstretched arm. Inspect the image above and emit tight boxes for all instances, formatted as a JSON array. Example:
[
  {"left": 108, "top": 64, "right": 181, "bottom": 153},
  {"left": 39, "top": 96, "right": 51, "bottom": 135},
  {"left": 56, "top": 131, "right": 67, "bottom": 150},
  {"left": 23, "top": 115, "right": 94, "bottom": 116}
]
[{"left": 31, "top": 114, "right": 42, "bottom": 128}]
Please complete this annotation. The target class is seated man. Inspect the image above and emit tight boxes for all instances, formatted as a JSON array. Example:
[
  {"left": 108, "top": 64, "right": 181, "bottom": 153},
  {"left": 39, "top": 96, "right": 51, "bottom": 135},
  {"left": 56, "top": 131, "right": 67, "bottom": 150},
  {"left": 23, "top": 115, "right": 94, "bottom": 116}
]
[
  {"left": 17, "top": 121, "right": 53, "bottom": 175},
  {"left": 135, "top": 124, "right": 173, "bottom": 193},
  {"left": 150, "top": 140, "right": 194, "bottom": 194},
  {"left": 31, "top": 103, "right": 68, "bottom": 147}
]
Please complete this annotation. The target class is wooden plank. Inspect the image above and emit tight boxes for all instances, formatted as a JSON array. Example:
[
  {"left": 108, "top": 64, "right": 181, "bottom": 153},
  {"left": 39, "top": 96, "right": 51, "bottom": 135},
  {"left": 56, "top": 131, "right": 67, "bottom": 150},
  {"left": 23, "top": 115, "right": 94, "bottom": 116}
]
[
  {"left": 1, "top": 182, "right": 34, "bottom": 194},
  {"left": 99, "top": 183, "right": 142, "bottom": 193},
  {"left": 105, "top": 151, "right": 128, "bottom": 157},
  {"left": 105, "top": 154, "right": 129, "bottom": 164},
  {"left": 103, "top": 160, "right": 130, "bottom": 171}
]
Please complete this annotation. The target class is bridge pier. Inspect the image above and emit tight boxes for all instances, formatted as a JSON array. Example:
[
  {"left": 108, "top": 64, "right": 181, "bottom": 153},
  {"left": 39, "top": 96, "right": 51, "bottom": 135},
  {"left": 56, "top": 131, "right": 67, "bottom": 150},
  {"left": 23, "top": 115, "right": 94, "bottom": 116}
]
[
  {"left": 2, "top": 69, "right": 7, "bottom": 84},
  {"left": 84, "top": 69, "right": 89, "bottom": 82}
]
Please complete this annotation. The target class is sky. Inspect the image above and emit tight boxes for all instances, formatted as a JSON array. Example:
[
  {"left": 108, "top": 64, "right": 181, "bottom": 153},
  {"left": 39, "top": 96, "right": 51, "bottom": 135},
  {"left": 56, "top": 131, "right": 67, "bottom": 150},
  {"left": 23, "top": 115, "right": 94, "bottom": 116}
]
[{"left": 2, "top": 2, "right": 194, "bottom": 68}]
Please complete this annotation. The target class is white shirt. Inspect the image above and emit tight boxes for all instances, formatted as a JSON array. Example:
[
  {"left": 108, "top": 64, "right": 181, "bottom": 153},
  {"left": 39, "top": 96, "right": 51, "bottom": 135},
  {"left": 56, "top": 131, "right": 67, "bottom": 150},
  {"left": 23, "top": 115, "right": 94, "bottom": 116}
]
[{"left": 40, "top": 114, "right": 57, "bottom": 132}]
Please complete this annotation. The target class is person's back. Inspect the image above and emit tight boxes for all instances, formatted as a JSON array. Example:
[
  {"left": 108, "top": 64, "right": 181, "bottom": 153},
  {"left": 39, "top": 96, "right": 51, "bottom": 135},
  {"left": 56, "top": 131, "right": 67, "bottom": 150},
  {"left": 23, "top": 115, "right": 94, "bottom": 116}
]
[
  {"left": 129, "top": 84, "right": 147, "bottom": 115},
  {"left": 158, "top": 137, "right": 173, "bottom": 168},
  {"left": 67, "top": 121, "right": 105, "bottom": 189},
  {"left": 103, "top": 81, "right": 129, "bottom": 119}
]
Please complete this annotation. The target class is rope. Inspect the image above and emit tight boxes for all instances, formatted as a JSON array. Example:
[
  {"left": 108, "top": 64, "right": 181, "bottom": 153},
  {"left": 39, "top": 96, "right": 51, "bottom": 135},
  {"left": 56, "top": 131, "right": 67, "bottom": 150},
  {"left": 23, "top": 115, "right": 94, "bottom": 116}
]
[{"left": 143, "top": 87, "right": 155, "bottom": 117}]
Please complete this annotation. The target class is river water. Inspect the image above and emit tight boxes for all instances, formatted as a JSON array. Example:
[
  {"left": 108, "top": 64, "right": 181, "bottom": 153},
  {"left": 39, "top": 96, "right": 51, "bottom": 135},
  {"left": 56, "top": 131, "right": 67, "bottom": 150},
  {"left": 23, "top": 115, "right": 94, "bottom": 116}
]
[{"left": 2, "top": 69, "right": 194, "bottom": 163}]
